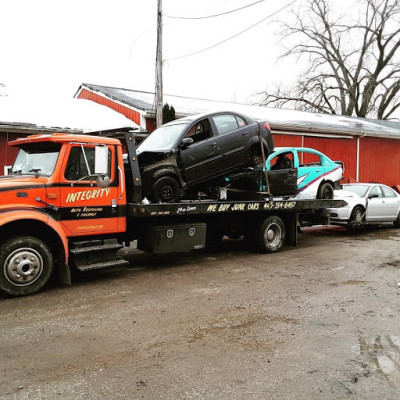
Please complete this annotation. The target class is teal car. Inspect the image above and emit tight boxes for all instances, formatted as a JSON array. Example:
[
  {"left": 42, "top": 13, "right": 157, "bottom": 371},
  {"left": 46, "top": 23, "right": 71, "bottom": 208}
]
[
  {"left": 265, "top": 147, "right": 343, "bottom": 199},
  {"left": 226, "top": 147, "right": 343, "bottom": 199}
]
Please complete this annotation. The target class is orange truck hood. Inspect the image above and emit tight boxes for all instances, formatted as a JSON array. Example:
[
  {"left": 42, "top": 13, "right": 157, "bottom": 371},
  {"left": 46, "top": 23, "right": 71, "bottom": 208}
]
[{"left": 0, "top": 175, "right": 49, "bottom": 209}]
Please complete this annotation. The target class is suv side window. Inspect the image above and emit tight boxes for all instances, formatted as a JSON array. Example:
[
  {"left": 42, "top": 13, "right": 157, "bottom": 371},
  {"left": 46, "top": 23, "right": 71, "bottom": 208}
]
[
  {"left": 65, "top": 146, "right": 111, "bottom": 181},
  {"left": 236, "top": 116, "right": 246, "bottom": 128},
  {"left": 212, "top": 114, "right": 239, "bottom": 135},
  {"left": 184, "top": 118, "right": 212, "bottom": 144}
]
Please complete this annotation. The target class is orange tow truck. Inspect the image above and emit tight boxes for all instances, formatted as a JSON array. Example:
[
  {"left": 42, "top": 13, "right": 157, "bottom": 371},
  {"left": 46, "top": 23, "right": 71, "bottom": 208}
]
[{"left": 0, "top": 132, "right": 344, "bottom": 296}]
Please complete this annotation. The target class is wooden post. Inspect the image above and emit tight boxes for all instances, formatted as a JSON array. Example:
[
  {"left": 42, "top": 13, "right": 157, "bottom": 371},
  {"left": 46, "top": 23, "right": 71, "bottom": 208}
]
[{"left": 156, "top": 0, "right": 163, "bottom": 128}]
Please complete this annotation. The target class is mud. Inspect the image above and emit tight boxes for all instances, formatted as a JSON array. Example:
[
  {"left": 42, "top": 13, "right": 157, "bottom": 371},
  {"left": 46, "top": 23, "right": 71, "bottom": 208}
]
[{"left": 1, "top": 225, "right": 400, "bottom": 399}]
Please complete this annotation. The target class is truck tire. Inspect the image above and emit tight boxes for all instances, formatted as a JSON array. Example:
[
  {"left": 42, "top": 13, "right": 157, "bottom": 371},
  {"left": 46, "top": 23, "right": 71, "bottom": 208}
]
[
  {"left": 0, "top": 236, "right": 53, "bottom": 296},
  {"left": 317, "top": 182, "right": 334, "bottom": 199},
  {"left": 151, "top": 176, "right": 180, "bottom": 203},
  {"left": 252, "top": 215, "right": 285, "bottom": 253}
]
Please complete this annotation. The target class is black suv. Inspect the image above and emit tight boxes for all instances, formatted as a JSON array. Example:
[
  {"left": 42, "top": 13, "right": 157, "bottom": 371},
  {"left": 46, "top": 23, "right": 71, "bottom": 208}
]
[{"left": 137, "top": 111, "right": 274, "bottom": 202}]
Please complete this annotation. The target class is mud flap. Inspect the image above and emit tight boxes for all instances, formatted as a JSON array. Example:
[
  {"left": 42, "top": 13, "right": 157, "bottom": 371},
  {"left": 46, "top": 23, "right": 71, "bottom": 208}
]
[
  {"left": 285, "top": 213, "right": 298, "bottom": 246},
  {"left": 58, "top": 263, "right": 72, "bottom": 285}
]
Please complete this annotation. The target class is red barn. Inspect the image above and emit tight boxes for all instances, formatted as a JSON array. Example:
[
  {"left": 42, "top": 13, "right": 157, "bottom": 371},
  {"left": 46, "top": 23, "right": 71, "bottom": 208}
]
[
  {"left": 75, "top": 83, "right": 400, "bottom": 187},
  {"left": 0, "top": 97, "right": 140, "bottom": 174}
]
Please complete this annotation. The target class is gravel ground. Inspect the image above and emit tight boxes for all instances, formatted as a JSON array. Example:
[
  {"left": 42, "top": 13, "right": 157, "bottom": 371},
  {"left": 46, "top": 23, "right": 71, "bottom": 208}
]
[{"left": 1, "top": 225, "right": 400, "bottom": 400}]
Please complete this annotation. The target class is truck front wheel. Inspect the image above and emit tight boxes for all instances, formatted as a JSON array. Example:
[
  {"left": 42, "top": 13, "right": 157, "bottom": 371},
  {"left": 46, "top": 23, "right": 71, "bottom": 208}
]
[
  {"left": 250, "top": 215, "right": 285, "bottom": 253},
  {"left": 0, "top": 236, "right": 53, "bottom": 296}
]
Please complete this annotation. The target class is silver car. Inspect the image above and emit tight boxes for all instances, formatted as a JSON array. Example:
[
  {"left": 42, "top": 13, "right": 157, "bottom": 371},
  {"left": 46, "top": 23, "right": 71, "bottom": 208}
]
[{"left": 324, "top": 183, "right": 400, "bottom": 228}]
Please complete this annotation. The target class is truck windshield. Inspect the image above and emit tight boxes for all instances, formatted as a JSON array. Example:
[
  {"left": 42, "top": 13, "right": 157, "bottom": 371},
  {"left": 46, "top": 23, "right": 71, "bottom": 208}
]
[
  {"left": 11, "top": 143, "right": 61, "bottom": 177},
  {"left": 137, "top": 122, "right": 189, "bottom": 153}
]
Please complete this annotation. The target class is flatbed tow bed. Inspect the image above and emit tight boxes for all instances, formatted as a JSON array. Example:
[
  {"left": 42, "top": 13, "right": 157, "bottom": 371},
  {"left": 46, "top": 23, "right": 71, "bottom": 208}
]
[
  {"left": 128, "top": 198, "right": 346, "bottom": 253},
  {"left": 129, "top": 198, "right": 344, "bottom": 217}
]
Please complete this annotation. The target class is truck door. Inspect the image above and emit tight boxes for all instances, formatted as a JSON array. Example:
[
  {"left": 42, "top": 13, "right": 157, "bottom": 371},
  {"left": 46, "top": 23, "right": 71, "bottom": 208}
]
[{"left": 58, "top": 143, "right": 123, "bottom": 235}]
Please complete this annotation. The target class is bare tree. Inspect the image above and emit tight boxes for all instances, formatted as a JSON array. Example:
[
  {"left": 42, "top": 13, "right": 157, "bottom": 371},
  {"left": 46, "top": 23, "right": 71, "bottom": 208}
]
[{"left": 259, "top": 0, "right": 400, "bottom": 119}]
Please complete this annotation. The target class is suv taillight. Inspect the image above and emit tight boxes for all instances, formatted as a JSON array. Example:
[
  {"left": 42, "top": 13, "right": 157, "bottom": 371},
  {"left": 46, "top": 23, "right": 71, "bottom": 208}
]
[{"left": 264, "top": 122, "right": 271, "bottom": 131}]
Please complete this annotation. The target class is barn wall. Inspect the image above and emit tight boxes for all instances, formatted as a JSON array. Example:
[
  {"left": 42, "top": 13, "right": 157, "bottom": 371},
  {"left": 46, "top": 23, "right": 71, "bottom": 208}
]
[
  {"left": 303, "top": 136, "right": 358, "bottom": 183},
  {"left": 78, "top": 88, "right": 142, "bottom": 127},
  {"left": 145, "top": 118, "right": 157, "bottom": 132},
  {"left": 273, "top": 133, "right": 303, "bottom": 147},
  {"left": 359, "top": 137, "right": 400, "bottom": 186},
  {"left": 1, "top": 132, "right": 27, "bottom": 174}
]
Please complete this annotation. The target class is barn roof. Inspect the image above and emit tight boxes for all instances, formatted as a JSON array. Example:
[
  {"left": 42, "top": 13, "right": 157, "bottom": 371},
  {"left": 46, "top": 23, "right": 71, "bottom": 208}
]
[
  {"left": 0, "top": 96, "right": 140, "bottom": 134},
  {"left": 77, "top": 83, "right": 400, "bottom": 140}
]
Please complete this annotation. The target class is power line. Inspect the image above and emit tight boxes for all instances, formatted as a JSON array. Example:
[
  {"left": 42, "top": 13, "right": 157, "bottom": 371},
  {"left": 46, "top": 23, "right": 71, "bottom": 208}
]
[
  {"left": 165, "top": 0, "right": 298, "bottom": 62},
  {"left": 164, "top": 0, "right": 267, "bottom": 20}
]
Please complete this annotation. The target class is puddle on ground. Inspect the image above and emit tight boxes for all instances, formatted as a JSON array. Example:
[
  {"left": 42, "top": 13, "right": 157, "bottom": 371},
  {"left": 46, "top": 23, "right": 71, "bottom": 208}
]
[
  {"left": 188, "top": 313, "right": 297, "bottom": 350},
  {"left": 357, "top": 335, "right": 400, "bottom": 385}
]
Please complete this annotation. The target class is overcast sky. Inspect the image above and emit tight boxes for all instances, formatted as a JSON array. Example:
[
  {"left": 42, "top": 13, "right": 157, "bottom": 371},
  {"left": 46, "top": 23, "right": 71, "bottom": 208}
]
[
  {"left": 0, "top": 0, "right": 364, "bottom": 114},
  {"left": 0, "top": 0, "right": 311, "bottom": 105}
]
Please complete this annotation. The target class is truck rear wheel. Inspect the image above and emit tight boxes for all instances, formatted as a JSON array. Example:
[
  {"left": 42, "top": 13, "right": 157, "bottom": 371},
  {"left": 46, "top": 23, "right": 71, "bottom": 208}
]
[
  {"left": 250, "top": 215, "right": 285, "bottom": 253},
  {"left": 0, "top": 236, "right": 53, "bottom": 296}
]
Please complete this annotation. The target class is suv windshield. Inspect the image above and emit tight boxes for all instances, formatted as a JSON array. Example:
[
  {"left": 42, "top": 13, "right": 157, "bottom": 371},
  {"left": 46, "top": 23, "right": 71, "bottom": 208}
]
[
  {"left": 11, "top": 142, "right": 61, "bottom": 177},
  {"left": 137, "top": 122, "right": 189, "bottom": 153}
]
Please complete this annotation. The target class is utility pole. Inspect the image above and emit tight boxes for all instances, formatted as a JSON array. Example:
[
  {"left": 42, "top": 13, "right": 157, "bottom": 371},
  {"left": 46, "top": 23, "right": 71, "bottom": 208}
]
[{"left": 155, "top": 0, "right": 163, "bottom": 127}]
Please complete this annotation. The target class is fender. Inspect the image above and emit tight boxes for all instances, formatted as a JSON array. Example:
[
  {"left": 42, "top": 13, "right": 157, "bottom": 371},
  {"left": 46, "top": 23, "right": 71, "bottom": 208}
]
[
  {"left": 248, "top": 137, "right": 272, "bottom": 157},
  {"left": 153, "top": 167, "right": 180, "bottom": 182},
  {"left": 0, "top": 209, "right": 69, "bottom": 263}
]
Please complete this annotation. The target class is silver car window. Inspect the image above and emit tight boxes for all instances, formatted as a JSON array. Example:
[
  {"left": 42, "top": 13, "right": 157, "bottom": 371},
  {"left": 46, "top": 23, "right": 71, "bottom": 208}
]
[
  {"left": 381, "top": 186, "right": 396, "bottom": 198},
  {"left": 369, "top": 186, "right": 383, "bottom": 198}
]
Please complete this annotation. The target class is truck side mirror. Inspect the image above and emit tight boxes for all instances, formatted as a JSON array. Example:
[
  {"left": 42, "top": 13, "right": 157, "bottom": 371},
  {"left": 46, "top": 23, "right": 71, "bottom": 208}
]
[
  {"left": 95, "top": 146, "right": 110, "bottom": 188},
  {"left": 96, "top": 174, "right": 110, "bottom": 188},
  {"left": 95, "top": 145, "right": 108, "bottom": 175}
]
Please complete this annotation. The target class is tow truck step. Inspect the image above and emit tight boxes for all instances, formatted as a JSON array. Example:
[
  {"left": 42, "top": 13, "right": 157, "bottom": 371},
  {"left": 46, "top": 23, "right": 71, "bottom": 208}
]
[
  {"left": 70, "top": 243, "right": 124, "bottom": 255},
  {"left": 69, "top": 239, "right": 127, "bottom": 271},
  {"left": 76, "top": 258, "right": 130, "bottom": 272}
]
